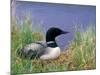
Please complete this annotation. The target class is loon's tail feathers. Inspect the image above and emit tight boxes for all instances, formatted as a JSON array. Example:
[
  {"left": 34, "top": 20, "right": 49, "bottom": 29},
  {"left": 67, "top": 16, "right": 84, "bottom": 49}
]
[{"left": 16, "top": 47, "right": 25, "bottom": 58}]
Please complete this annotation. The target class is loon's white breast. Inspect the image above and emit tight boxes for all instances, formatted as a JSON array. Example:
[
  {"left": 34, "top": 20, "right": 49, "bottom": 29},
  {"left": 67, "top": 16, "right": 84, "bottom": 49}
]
[{"left": 40, "top": 47, "right": 61, "bottom": 60}]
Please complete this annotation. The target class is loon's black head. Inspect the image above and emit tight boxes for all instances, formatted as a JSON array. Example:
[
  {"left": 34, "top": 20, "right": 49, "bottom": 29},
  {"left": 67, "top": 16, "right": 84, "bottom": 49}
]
[{"left": 46, "top": 27, "right": 69, "bottom": 42}]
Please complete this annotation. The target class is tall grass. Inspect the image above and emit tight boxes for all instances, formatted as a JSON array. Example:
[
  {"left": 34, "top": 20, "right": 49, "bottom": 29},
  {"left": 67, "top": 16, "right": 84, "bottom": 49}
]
[
  {"left": 67, "top": 25, "right": 96, "bottom": 70},
  {"left": 11, "top": 17, "right": 44, "bottom": 74}
]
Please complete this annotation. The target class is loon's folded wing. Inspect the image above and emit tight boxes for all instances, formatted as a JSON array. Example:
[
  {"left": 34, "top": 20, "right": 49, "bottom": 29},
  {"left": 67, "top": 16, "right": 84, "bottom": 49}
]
[{"left": 21, "top": 41, "right": 47, "bottom": 59}]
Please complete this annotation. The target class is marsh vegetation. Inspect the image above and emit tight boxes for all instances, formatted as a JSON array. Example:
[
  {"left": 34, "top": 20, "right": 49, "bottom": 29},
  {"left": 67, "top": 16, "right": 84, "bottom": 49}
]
[{"left": 11, "top": 16, "right": 96, "bottom": 74}]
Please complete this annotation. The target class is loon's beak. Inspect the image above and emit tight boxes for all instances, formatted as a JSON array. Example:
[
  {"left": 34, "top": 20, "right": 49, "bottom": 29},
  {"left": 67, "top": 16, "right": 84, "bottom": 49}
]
[{"left": 62, "top": 31, "right": 69, "bottom": 34}]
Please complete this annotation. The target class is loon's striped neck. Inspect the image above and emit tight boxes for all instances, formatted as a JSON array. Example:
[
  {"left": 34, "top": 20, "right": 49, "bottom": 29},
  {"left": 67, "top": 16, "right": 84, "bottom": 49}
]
[{"left": 47, "top": 41, "right": 58, "bottom": 48}]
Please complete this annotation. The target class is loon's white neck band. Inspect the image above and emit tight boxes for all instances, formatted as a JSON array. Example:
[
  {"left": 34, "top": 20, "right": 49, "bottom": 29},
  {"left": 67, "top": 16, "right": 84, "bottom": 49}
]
[{"left": 47, "top": 41, "right": 55, "bottom": 44}]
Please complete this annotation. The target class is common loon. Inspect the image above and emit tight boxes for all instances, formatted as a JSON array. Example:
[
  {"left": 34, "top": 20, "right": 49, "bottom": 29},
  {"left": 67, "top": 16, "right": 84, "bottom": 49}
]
[{"left": 21, "top": 27, "right": 69, "bottom": 60}]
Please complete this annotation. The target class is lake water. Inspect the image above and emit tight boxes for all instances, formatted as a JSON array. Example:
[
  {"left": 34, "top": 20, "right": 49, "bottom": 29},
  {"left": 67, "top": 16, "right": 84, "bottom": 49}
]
[{"left": 15, "top": 1, "right": 96, "bottom": 50}]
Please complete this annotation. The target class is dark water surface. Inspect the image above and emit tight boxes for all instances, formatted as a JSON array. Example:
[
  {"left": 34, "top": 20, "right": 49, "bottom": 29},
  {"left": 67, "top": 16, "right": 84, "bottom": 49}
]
[{"left": 15, "top": 1, "right": 96, "bottom": 50}]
